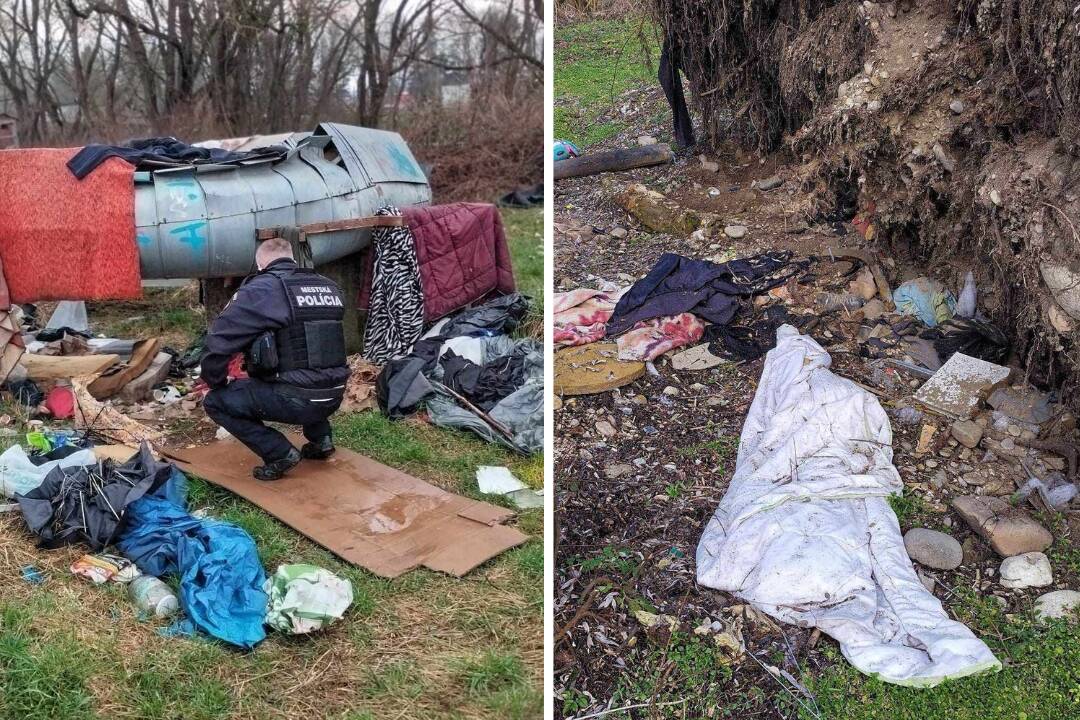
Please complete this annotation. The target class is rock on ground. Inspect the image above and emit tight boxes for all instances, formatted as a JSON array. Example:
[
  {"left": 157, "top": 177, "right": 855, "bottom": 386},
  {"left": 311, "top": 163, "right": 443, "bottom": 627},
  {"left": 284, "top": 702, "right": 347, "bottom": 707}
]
[
  {"left": 950, "top": 419, "right": 983, "bottom": 449},
  {"left": 999, "top": 552, "right": 1053, "bottom": 589},
  {"left": 1035, "top": 590, "right": 1080, "bottom": 620},
  {"left": 951, "top": 495, "right": 1053, "bottom": 557},
  {"left": 903, "top": 528, "right": 963, "bottom": 570}
]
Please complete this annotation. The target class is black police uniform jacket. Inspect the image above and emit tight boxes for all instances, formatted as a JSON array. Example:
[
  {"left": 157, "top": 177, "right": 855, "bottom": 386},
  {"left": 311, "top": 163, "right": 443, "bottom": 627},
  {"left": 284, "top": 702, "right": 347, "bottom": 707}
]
[{"left": 200, "top": 258, "right": 350, "bottom": 390}]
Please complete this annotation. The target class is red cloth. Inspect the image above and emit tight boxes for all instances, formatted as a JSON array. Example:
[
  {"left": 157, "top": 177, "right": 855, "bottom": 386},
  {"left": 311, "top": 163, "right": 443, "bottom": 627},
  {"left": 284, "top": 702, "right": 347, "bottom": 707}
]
[
  {"left": 44, "top": 387, "right": 75, "bottom": 419},
  {"left": 359, "top": 203, "right": 516, "bottom": 323},
  {"left": 0, "top": 148, "right": 141, "bottom": 302}
]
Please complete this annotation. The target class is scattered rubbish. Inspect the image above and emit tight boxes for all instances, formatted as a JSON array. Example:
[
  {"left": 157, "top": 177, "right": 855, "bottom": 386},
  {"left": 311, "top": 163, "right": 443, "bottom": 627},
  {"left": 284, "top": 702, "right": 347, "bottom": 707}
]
[
  {"left": 912, "top": 352, "right": 1011, "bottom": 419},
  {"left": 476, "top": 466, "right": 544, "bottom": 509},
  {"left": 214, "top": 426, "right": 233, "bottom": 441},
  {"left": 19, "top": 352, "right": 118, "bottom": 381},
  {"left": 922, "top": 317, "right": 1009, "bottom": 365},
  {"left": 756, "top": 175, "right": 783, "bottom": 191},
  {"left": 165, "top": 435, "right": 527, "bottom": 578},
  {"left": 71, "top": 553, "right": 139, "bottom": 584},
  {"left": 0, "top": 443, "right": 97, "bottom": 498},
  {"left": 87, "top": 337, "right": 161, "bottom": 400},
  {"left": 7, "top": 378, "right": 43, "bottom": 408},
  {"left": 894, "top": 406, "right": 925, "bottom": 425},
  {"left": 816, "top": 292, "right": 864, "bottom": 313},
  {"left": 915, "top": 424, "right": 937, "bottom": 455},
  {"left": 616, "top": 313, "right": 705, "bottom": 362},
  {"left": 1017, "top": 477, "right": 1077, "bottom": 512},
  {"left": 21, "top": 565, "right": 45, "bottom": 584},
  {"left": 554, "top": 284, "right": 627, "bottom": 347},
  {"left": 129, "top": 574, "right": 180, "bottom": 617},
  {"left": 671, "top": 343, "right": 726, "bottom": 371},
  {"left": 152, "top": 385, "right": 182, "bottom": 404},
  {"left": 120, "top": 492, "right": 267, "bottom": 648},
  {"left": 696, "top": 326, "right": 999, "bottom": 685},
  {"left": 264, "top": 564, "right": 354, "bottom": 634},
  {"left": 555, "top": 144, "right": 673, "bottom": 181},
  {"left": 16, "top": 443, "right": 174, "bottom": 550},
  {"left": 552, "top": 139, "right": 581, "bottom": 162},
  {"left": 72, "top": 377, "right": 165, "bottom": 446},
  {"left": 955, "top": 271, "right": 977, "bottom": 318},
  {"left": 893, "top": 277, "right": 956, "bottom": 327},
  {"left": 45, "top": 301, "right": 89, "bottom": 333},
  {"left": 117, "top": 352, "right": 173, "bottom": 403},
  {"left": 0, "top": 502, "right": 17, "bottom": 513},
  {"left": 342, "top": 356, "right": 380, "bottom": 412},
  {"left": 554, "top": 343, "right": 645, "bottom": 396},
  {"left": 987, "top": 386, "right": 1054, "bottom": 426},
  {"left": 43, "top": 386, "right": 74, "bottom": 419},
  {"left": 634, "top": 610, "right": 678, "bottom": 632}
]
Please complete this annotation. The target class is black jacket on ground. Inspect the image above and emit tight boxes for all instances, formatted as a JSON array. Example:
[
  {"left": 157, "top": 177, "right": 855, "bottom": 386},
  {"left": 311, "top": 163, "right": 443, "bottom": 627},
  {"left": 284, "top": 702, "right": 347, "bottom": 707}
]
[{"left": 200, "top": 259, "right": 350, "bottom": 390}]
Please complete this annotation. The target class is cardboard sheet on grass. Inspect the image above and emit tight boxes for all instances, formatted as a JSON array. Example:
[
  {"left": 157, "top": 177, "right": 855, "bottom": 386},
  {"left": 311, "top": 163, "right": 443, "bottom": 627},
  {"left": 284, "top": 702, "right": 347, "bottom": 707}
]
[{"left": 164, "top": 436, "right": 526, "bottom": 578}]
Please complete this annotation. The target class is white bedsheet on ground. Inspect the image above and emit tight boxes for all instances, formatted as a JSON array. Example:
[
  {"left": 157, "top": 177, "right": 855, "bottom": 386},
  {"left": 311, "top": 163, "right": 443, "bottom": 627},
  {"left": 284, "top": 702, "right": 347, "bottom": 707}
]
[{"left": 696, "top": 325, "right": 1000, "bottom": 686}]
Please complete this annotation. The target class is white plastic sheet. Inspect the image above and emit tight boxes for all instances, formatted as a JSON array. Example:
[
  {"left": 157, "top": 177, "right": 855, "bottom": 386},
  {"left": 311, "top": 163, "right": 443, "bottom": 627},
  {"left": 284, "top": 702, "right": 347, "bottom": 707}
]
[
  {"left": 0, "top": 444, "right": 98, "bottom": 498},
  {"left": 696, "top": 325, "right": 1000, "bottom": 686}
]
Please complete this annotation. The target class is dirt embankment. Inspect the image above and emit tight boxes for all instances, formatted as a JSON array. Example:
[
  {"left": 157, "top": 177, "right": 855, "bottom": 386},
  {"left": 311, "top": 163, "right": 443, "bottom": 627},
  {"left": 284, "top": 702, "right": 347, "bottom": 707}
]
[{"left": 655, "top": 0, "right": 1080, "bottom": 400}]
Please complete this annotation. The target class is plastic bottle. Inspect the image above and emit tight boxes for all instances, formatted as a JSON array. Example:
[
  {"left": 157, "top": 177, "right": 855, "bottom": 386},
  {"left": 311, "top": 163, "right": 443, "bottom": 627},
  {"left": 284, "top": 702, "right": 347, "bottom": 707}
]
[
  {"left": 129, "top": 575, "right": 179, "bottom": 617},
  {"left": 955, "top": 270, "right": 976, "bottom": 318}
]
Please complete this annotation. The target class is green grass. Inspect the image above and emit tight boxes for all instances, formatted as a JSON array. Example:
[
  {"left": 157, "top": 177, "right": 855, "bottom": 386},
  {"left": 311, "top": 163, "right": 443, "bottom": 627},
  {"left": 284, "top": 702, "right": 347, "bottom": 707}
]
[
  {"left": 554, "top": 17, "right": 659, "bottom": 147},
  {"left": 0, "top": 205, "right": 544, "bottom": 720}
]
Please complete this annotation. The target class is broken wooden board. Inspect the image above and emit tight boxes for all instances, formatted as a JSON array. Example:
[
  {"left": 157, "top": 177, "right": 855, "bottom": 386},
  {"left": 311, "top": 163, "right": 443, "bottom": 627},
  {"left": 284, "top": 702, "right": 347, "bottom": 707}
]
[
  {"left": 72, "top": 377, "right": 165, "bottom": 445},
  {"left": 92, "top": 444, "right": 141, "bottom": 463},
  {"left": 163, "top": 436, "right": 528, "bottom": 578},
  {"left": 87, "top": 338, "right": 161, "bottom": 400},
  {"left": 555, "top": 342, "right": 645, "bottom": 396},
  {"left": 117, "top": 352, "right": 172, "bottom": 404},
  {"left": 20, "top": 353, "right": 118, "bottom": 380}
]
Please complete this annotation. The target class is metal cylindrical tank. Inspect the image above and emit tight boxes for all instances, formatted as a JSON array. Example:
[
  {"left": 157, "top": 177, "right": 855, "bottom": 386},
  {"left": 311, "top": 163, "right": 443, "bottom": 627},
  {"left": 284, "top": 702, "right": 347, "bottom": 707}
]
[{"left": 134, "top": 123, "right": 431, "bottom": 279}]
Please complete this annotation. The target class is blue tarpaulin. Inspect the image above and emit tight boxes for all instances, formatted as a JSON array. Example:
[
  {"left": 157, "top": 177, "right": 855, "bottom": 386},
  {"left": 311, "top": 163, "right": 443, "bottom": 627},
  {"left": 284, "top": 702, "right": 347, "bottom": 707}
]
[{"left": 119, "top": 493, "right": 267, "bottom": 649}]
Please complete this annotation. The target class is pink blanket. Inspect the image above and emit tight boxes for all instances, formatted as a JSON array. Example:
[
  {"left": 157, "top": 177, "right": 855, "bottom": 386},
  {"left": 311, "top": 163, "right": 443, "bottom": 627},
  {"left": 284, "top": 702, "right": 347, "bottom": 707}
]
[
  {"left": 553, "top": 285, "right": 628, "bottom": 346},
  {"left": 616, "top": 313, "right": 705, "bottom": 362}
]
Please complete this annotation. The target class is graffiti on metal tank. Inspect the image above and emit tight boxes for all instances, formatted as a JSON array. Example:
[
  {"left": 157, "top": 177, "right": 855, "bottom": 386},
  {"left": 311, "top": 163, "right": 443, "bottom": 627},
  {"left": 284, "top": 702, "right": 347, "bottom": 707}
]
[
  {"left": 166, "top": 177, "right": 201, "bottom": 215},
  {"left": 168, "top": 220, "right": 208, "bottom": 252},
  {"left": 385, "top": 142, "right": 423, "bottom": 179}
]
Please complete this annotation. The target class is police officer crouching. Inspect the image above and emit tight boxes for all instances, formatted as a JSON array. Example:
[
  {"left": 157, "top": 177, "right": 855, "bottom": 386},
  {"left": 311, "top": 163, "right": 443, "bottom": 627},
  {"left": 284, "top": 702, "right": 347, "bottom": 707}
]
[{"left": 200, "top": 236, "right": 350, "bottom": 480}]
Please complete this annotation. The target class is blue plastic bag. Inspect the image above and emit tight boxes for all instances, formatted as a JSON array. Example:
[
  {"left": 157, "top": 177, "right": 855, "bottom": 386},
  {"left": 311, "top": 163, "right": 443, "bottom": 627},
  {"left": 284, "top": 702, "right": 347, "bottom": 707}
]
[{"left": 119, "top": 494, "right": 267, "bottom": 649}]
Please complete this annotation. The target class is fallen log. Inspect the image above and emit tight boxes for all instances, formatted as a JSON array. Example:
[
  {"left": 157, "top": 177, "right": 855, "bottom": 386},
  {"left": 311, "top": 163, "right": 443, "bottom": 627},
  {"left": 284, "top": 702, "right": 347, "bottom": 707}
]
[{"left": 554, "top": 143, "right": 673, "bottom": 181}]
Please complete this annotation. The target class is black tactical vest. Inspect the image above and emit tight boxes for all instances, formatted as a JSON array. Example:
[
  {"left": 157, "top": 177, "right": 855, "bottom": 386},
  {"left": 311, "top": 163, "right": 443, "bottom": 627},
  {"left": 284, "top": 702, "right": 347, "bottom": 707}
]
[{"left": 273, "top": 268, "right": 347, "bottom": 371}]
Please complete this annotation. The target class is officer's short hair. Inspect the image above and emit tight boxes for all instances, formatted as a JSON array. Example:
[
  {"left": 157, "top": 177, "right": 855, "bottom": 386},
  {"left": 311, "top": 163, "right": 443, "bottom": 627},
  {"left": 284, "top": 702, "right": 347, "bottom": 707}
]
[{"left": 256, "top": 237, "right": 295, "bottom": 268}]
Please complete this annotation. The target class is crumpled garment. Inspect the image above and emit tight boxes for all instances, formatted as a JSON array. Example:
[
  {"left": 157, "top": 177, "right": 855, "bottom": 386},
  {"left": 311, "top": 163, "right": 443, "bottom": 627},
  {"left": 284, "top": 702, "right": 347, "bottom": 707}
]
[
  {"left": 697, "top": 325, "right": 1000, "bottom": 686},
  {"left": 893, "top": 277, "right": 957, "bottom": 327},
  {"left": 554, "top": 284, "right": 628, "bottom": 347},
  {"left": 16, "top": 443, "right": 172, "bottom": 550},
  {"left": 119, "top": 493, "right": 268, "bottom": 649},
  {"left": 607, "top": 251, "right": 801, "bottom": 336},
  {"left": 616, "top": 313, "right": 705, "bottom": 361},
  {"left": 264, "top": 564, "right": 354, "bottom": 634},
  {"left": 442, "top": 346, "right": 528, "bottom": 412}
]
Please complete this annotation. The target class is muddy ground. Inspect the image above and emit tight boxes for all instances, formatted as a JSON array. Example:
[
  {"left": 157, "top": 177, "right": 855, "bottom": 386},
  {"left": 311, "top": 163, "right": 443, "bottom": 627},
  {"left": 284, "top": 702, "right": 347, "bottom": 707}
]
[{"left": 552, "top": 82, "right": 1080, "bottom": 718}]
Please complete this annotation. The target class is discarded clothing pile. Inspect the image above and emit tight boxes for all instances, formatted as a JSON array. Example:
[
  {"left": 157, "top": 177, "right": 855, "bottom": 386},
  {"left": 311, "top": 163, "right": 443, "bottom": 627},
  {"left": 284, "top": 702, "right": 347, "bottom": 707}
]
[
  {"left": 67, "top": 136, "right": 289, "bottom": 179},
  {"left": 119, "top": 491, "right": 268, "bottom": 649},
  {"left": 15, "top": 444, "right": 173, "bottom": 550},
  {"left": 377, "top": 293, "right": 543, "bottom": 454},
  {"left": 696, "top": 326, "right": 1000, "bottom": 686},
  {"left": 362, "top": 205, "right": 425, "bottom": 364},
  {"left": 608, "top": 251, "right": 802, "bottom": 335}
]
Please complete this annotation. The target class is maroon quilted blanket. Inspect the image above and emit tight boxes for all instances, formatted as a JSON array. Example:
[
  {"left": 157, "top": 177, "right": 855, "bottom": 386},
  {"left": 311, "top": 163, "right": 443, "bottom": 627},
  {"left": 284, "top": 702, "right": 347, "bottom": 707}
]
[{"left": 359, "top": 203, "right": 516, "bottom": 323}]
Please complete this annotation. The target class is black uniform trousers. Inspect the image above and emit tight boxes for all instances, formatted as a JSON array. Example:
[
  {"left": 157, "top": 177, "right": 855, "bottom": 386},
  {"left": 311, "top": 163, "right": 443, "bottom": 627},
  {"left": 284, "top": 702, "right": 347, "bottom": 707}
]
[{"left": 203, "top": 379, "right": 344, "bottom": 462}]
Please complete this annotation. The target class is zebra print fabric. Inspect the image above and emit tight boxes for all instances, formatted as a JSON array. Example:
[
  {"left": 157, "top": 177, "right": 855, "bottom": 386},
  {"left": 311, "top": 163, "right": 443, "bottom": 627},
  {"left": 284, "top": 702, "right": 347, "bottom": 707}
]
[{"left": 363, "top": 205, "right": 425, "bottom": 364}]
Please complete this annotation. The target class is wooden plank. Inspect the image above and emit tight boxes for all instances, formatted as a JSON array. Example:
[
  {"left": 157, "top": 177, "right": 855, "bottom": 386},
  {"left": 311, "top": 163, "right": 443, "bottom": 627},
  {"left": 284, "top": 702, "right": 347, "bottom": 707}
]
[
  {"left": 20, "top": 353, "right": 118, "bottom": 380},
  {"left": 86, "top": 337, "right": 161, "bottom": 400},
  {"left": 554, "top": 144, "right": 674, "bottom": 180},
  {"left": 256, "top": 215, "right": 405, "bottom": 242}
]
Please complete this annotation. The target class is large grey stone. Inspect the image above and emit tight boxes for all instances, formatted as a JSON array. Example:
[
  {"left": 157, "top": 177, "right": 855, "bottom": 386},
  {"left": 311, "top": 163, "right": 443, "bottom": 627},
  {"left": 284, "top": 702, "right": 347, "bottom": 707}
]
[
  {"left": 952, "top": 495, "right": 1053, "bottom": 557},
  {"left": 999, "top": 552, "right": 1053, "bottom": 589},
  {"left": 1035, "top": 590, "right": 1080, "bottom": 620},
  {"left": 903, "top": 528, "right": 963, "bottom": 570},
  {"left": 950, "top": 420, "right": 983, "bottom": 449}
]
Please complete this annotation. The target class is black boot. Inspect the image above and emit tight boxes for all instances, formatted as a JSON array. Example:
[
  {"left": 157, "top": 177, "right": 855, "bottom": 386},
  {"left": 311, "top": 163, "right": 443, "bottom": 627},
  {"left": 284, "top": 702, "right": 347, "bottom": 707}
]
[
  {"left": 301, "top": 435, "right": 335, "bottom": 460},
  {"left": 253, "top": 448, "right": 301, "bottom": 481}
]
